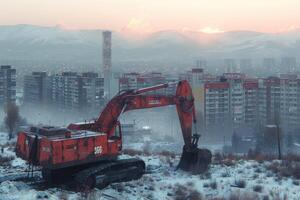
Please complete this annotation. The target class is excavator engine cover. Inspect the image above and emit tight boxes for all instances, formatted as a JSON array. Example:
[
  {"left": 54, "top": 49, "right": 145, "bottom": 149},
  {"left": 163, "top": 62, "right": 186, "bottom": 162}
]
[{"left": 177, "top": 145, "right": 212, "bottom": 174}]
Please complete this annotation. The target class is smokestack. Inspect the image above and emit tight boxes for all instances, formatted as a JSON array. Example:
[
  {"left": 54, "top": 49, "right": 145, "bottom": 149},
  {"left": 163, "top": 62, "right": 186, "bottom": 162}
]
[{"left": 102, "top": 31, "right": 112, "bottom": 99}]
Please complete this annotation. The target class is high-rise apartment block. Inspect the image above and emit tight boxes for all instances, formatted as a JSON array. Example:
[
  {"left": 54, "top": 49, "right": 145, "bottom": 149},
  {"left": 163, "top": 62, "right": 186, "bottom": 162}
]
[
  {"left": 23, "top": 72, "right": 104, "bottom": 113},
  {"left": 119, "top": 72, "right": 175, "bottom": 95},
  {"left": 281, "top": 57, "right": 297, "bottom": 72},
  {"left": 0, "top": 65, "right": 16, "bottom": 105},
  {"left": 23, "top": 72, "right": 48, "bottom": 106}
]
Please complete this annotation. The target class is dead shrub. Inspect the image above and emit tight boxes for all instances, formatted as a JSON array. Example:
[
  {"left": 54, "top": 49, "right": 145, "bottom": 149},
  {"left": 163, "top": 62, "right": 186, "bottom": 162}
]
[
  {"left": 229, "top": 191, "right": 258, "bottom": 200},
  {"left": 187, "top": 190, "right": 202, "bottom": 200},
  {"left": 173, "top": 184, "right": 188, "bottom": 200},
  {"left": 252, "top": 173, "right": 259, "bottom": 179},
  {"left": 247, "top": 150, "right": 275, "bottom": 162},
  {"left": 265, "top": 160, "right": 300, "bottom": 180},
  {"left": 213, "top": 152, "right": 224, "bottom": 164},
  {"left": 292, "top": 180, "right": 299, "bottom": 185},
  {"left": 253, "top": 185, "right": 263, "bottom": 193},
  {"left": 159, "top": 150, "right": 176, "bottom": 159},
  {"left": 173, "top": 184, "right": 202, "bottom": 200},
  {"left": 221, "top": 172, "right": 231, "bottom": 177},
  {"left": 234, "top": 179, "right": 246, "bottom": 188},
  {"left": 209, "top": 181, "right": 217, "bottom": 190},
  {"left": 200, "top": 172, "right": 211, "bottom": 179},
  {"left": 285, "top": 154, "right": 300, "bottom": 162},
  {"left": 262, "top": 195, "right": 270, "bottom": 200},
  {"left": 223, "top": 159, "right": 235, "bottom": 166},
  {"left": 0, "top": 155, "right": 14, "bottom": 166},
  {"left": 122, "top": 149, "right": 143, "bottom": 156},
  {"left": 292, "top": 164, "right": 300, "bottom": 179}
]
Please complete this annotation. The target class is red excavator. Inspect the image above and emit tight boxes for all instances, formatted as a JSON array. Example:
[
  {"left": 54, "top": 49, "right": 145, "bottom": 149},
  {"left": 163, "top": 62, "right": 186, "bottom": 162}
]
[{"left": 16, "top": 80, "right": 211, "bottom": 189}]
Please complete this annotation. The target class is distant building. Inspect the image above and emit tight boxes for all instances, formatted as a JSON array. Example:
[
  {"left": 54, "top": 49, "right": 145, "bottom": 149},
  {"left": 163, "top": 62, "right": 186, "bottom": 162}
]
[
  {"left": 23, "top": 72, "right": 48, "bottom": 106},
  {"left": 0, "top": 65, "right": 16, "bottom": 105},
  {"left": 279, "top": 74, "right": 298, "bottom": 135},
  {"left": 263, "top": 58, "right": 276, "bottom": 73},
  {"left": 239, "top": 59, "right": 252, "bottom": 71},
  {"left": 281, "top": 57, "right": 296, "bottom": 72},
  {"left": 196, "top": 60, "right": 207, "bottom": 68},
  {"left": 258, "top": 76, "right": 280, "bottom": 127},
  {"left": 224, "top": 73, "right": 246, "bottom": 127},
  {"left": 81, "top": 72, "right": 105, "bottom": 112},
  {"left": 118, "top": 72, "right": 174, "bottom": 95},
  {"left": 224, "top": 59, "right": 237, "bottom": 73},
  {"left": 23, "top": 72, "right": 105, "bottom": 113},
  {"left": 204, "top": 82, "right": 231, "bottom": 130},
  {"left": 243, "top": 79, "right": 259, "bottom": 126}
]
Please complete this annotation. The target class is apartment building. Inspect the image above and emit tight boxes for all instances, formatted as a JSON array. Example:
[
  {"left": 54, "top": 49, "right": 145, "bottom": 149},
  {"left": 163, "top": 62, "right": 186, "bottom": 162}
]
[
  {"left": 0, "top": 65, "right": 16, "bottom": 105},
  {"left": 23, "top": 72, "right": 48, "bottom": 106},
  {"left": 23, "top": 72, "right": 104, "bottom": 113},
  {"left": 118, "top": 72, "right": 175, "bottom": 95},
  {"left": 204, "top": 81, "right": 231, "bottom": 129}
]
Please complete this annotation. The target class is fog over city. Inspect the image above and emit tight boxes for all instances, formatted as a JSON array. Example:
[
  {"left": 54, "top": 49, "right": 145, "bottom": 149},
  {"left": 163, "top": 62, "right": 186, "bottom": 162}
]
[{"left": 2, "top": 1, "right": 300, "bottom": 200}]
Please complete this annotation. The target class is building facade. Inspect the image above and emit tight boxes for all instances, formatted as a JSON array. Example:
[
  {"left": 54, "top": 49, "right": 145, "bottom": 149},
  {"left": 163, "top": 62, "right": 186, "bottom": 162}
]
[
  {"left": 23, "top": 72, "right": 48, "bottom": 106},
  {"left": 23, "top": 72, "right": 105, "bottom": 113},
  {"left": 0, "top": 65, "right": 16, "bottom": 105}
]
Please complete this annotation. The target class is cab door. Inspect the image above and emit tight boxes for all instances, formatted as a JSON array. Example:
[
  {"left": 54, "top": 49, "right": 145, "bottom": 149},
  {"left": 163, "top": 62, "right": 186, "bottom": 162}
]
[{"left": 108, "top": 122, "right": 122, "bottom": 154}]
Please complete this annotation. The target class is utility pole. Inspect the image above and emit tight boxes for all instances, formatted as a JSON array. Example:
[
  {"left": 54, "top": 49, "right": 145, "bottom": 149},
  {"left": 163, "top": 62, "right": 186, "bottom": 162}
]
[
  {"left": 276, "top": 123, "right": 282, "bottom": 160},
  {"left": 275, "top": 110, "right": 281, "bottom": 160}
]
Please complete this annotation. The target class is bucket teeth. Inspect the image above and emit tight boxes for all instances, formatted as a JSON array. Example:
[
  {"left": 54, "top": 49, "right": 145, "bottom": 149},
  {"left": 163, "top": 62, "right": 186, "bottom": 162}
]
[{"left": 177, "top": 146, "right": 212, "bottom": 174}]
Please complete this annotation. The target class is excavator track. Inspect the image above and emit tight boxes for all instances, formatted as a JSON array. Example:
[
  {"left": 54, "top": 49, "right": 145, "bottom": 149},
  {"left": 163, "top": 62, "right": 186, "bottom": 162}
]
[{"left": 74, "top": 158, "right": 145, "bottom": 191}]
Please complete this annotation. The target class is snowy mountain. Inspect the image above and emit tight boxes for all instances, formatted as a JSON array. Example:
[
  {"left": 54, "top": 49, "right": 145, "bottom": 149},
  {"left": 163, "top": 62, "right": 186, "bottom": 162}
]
[{"left": 1, "top": 25, "right": 300, "bottom": 69}]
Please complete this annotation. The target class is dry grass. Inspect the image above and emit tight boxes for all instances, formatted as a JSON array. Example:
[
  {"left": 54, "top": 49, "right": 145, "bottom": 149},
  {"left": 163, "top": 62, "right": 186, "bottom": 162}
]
[
  {"left": 228, "top": 191, "right": 258, "bottom": 200},
  {"left": 265, "top": 160, "right": 300, "bottom": 179},
  {"left": 173, "top": 184, "right": 202, "bottom": 200},
  {"left": 234, "top": 179, "right": 246, "bottom": 188},
  {"left": 122, "top": 149, "right": 143, "bottom": 156},
  {"left": 253, "top": 185, "right": 263, "bottom": 193},
  {"left": 209, "top": 181, "right": 217, "bottom": 190},
  {"left": 0, "top": 154, "right": 14, "bottom": 166}
]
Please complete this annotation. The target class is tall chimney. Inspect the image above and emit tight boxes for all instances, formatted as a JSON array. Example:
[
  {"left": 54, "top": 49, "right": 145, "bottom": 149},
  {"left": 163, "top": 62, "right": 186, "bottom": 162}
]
[{"left": 102, "top": 31, "right": 112, "bottom": 99}]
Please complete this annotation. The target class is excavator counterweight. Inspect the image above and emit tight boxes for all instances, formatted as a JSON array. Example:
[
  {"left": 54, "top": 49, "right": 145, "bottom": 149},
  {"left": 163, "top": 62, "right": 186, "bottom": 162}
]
[{"left": 15, "top": 80, "right": 211, "bottom": 189}]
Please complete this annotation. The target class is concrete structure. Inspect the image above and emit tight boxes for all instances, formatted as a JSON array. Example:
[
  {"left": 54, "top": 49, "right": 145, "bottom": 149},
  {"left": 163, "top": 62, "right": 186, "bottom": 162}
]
[
  {"left": 102, "top": 31, "right": 112, "bottom": 99},
  {"left": 81, "top": 72, "right": 105, "bottom": 112},
  {"left": 244, "top": 79, "right": 259, "bottom": 126},
  {"left": 258, "top": 76, "right": 280, "bottom": 127},
  {"left": 224, "top": 73, "right": 246, "bottom": 128},
  {"left": 118, "top": 72, "right": 175, "bottom": 95},
  {"left": 34, "top": 72, "right": 106, "bottom": 113},
  {"left": 239, "top": 59, "right": 252, "bottom": 71},
  {"left": 263, "top": 58, "right": 276, "bottom": 73},
  {"left": 23, "top": 72, "right": 48, "bottom": 106},
  {"left": 281, "top": 57, "right": 296, "bottom": 73},
  {"left": 279, "top": 74, "right": 298, "bottom": 135},
  {"left": 196, "top": 60, "right": 207, "bottom": 69},
  {"left": 204, "top": 82, "right": 231, "bottom": 130},
  {"left": 224, "top": 59, "right": 237, "bottom": 73},
  {"left": 0, "top": 65, "right": 16, "bottom": 105}
]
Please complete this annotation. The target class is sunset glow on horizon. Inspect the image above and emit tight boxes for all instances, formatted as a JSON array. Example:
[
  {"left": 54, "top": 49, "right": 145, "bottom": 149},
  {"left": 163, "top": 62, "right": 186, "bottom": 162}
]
[{"left": 1, "top": 0, "right": 300, "bottom": 34}]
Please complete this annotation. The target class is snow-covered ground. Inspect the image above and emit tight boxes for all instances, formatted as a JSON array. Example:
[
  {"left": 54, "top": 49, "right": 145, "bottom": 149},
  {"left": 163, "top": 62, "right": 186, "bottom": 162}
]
[{"left": 0, "top": 131, "right": 299, "bottom": 200}]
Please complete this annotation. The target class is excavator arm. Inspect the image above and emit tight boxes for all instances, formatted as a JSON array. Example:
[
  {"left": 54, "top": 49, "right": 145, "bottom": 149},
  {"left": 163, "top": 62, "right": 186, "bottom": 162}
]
[
  {"left": 95, "top": 81, "right": 196, "bottom": 147},
  {"left": 68, "top": 80, "right": 211, "bottom": 173}
]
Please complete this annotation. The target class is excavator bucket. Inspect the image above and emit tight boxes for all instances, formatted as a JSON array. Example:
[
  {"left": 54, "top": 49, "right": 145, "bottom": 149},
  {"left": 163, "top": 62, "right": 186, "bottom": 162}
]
[{"left": 177, "top": 145, "right": 212, "bottom": 174}]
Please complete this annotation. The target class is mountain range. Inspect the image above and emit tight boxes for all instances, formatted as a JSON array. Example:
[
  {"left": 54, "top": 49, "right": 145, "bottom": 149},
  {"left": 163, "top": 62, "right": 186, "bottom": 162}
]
[{"left": 0, "top": 24, "right": 300, "bottom": 71}]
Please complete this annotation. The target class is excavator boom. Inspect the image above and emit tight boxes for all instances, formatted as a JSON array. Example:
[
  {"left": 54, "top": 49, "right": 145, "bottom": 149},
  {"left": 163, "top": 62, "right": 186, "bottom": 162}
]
[{"left": 68, "top": 80, "right": 211, "bottom": 173}]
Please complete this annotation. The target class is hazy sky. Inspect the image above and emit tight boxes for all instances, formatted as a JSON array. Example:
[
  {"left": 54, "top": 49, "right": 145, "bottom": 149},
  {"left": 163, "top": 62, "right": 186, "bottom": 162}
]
[{"left": 1, "top": 0, "right": 300, "bottom": 34}]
